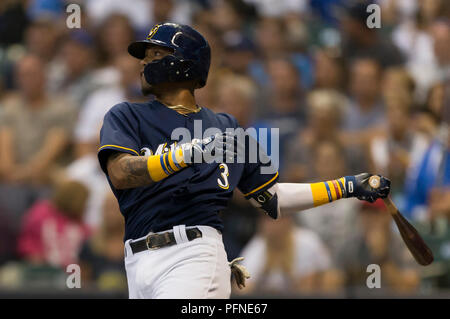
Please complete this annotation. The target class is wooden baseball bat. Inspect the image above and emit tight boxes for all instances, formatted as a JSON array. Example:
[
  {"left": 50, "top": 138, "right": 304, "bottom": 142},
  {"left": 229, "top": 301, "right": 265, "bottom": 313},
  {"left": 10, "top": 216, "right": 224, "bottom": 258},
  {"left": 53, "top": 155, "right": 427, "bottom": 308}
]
[{"left": 369, "top": 175, "right": 434, "bottom": 266}]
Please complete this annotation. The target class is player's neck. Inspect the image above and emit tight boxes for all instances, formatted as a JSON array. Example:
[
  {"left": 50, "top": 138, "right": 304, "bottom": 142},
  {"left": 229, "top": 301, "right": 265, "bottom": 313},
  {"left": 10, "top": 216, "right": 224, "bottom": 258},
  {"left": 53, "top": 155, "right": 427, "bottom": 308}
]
[{"left": 156, "top": 88, "right": 198, "bottom": 112}]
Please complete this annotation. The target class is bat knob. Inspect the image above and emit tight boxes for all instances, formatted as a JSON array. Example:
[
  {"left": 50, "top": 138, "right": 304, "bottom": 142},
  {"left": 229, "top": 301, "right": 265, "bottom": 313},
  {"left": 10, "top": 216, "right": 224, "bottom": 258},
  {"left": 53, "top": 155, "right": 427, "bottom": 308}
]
[{"left": 369, "top": 175, "right": 381, "bottom": 189}]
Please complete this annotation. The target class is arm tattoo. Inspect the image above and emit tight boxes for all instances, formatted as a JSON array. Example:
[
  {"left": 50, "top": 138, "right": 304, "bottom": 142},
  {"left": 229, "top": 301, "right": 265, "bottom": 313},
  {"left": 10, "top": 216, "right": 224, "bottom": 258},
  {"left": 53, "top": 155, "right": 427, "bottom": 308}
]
[
  {"left": 107, "top": 153, "right": 154, "bottom": 189},
  {"left": 120, "top": 156, "right": 153, "bottom": 188}
]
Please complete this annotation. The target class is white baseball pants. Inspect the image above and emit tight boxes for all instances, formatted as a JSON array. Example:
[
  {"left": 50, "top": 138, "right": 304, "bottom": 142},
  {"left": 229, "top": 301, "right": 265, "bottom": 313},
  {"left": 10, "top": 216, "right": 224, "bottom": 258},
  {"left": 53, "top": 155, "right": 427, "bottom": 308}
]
[{"left": 124, "top": 225, "right": 231, "bottom": 299}]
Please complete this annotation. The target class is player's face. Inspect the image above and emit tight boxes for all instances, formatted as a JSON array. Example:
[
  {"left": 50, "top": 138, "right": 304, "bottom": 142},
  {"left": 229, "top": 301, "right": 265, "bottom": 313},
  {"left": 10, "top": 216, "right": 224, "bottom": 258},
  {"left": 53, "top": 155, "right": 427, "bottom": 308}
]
[{"left": 140, "top": 45, "right": 174, "bottom": 95}]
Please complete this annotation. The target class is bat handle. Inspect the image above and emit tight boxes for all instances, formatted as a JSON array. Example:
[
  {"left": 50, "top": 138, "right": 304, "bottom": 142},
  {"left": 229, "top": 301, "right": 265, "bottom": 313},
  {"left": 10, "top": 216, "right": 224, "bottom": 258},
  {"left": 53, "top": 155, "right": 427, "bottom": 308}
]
[
  {"left": 382, "top": 197, "right": 398, "bottom": 215},
  {"left": 369, "top": 175, "right": 397, "bottom": 214}
]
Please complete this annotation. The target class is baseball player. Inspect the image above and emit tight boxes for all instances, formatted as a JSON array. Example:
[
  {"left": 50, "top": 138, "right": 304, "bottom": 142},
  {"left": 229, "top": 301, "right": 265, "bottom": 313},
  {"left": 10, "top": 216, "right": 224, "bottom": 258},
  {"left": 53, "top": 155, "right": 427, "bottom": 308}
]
[{"left": 97, "top": 23, "right": 391, "bottom": 299}]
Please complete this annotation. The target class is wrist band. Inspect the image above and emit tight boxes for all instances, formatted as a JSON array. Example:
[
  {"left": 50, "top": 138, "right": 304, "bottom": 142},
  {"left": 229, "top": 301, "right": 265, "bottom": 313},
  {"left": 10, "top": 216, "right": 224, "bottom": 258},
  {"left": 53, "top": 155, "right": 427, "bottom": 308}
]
[
  {"left": 147, "top": 148, "right": 188, "bottom": 182},
  {"left": 310, "top": 177, "right": 347, "bottom": 206}
]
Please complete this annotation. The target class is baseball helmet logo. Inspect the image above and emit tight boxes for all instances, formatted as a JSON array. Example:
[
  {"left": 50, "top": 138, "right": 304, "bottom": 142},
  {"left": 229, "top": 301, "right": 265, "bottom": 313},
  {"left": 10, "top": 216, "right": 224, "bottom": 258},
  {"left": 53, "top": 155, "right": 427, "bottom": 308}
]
[{"left": 146, "top": 24, "right": 160, "bottom": 40}]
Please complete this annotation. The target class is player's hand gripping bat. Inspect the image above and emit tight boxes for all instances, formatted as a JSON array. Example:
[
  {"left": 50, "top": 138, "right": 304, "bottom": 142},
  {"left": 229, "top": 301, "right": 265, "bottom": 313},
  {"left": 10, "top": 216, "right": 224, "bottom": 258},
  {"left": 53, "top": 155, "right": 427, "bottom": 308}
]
[{"left": 369, "top": 175, "right": 434, "bottom": 266}]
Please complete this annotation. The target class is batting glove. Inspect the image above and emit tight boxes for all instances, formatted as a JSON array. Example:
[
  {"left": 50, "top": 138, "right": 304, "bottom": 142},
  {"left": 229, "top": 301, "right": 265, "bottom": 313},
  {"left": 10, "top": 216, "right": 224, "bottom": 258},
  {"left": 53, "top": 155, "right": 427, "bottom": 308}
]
[
  {"left": 345, "top": 173, "right": 391, "bottom": 203},
  {"left": 229, "top": 257, "right": 250, "bottom": 289},
  {"left": 181, "top": 131, "right": 241, "bottom": 164}
]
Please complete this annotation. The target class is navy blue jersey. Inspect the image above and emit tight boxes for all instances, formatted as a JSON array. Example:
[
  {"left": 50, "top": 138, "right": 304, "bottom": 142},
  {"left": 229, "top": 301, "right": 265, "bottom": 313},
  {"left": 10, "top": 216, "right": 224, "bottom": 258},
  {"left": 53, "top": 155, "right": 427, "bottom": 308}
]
[{"left": 98, "top": 100, "right": 278, "bottom": 241}]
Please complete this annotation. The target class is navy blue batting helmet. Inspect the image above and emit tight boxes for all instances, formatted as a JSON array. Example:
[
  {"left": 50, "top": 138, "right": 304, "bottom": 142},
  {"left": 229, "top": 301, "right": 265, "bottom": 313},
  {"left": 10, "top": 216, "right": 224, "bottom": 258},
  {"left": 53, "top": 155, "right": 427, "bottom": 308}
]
[{"left": 128, "top": 23, "right": 211, "bottom": 88}]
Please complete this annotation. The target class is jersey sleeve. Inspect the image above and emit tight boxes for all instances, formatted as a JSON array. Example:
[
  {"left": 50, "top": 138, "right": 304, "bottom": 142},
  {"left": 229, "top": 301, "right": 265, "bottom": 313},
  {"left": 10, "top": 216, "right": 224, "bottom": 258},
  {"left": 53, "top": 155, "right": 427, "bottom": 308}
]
[
  {"left": 237, "top": 131, "right": 279, "bottom": 199},
  {"left": 97, "top": 103, "right": 141, "bottom": 174}
]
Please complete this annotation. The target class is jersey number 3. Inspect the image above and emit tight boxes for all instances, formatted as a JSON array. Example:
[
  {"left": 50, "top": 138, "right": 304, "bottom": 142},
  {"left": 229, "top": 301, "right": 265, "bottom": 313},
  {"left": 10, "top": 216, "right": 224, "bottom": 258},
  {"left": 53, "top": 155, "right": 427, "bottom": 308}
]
[{"left": 217, "top": 164, "right": 230, "bottom": 190}]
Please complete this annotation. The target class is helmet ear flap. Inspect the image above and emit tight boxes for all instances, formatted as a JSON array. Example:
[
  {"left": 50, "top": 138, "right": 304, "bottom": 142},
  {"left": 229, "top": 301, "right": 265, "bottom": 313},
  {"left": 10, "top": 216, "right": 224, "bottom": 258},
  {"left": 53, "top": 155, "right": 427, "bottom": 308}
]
[
  {"left": 143, "top": 55, "right": 197, "bottom": 86},
  {"left": 176, "top": 59, "right": 195, "bottom": 75},
  {"left": 165, "top": 56, "right": 196, "bottom": 82}
]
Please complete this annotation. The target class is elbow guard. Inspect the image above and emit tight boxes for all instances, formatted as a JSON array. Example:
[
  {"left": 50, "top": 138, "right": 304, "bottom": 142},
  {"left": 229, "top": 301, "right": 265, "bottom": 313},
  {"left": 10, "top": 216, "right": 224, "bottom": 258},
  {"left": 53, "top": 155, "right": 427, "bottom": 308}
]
[{"left": 247, "top": 184, "right": 280, "bottom": 219}]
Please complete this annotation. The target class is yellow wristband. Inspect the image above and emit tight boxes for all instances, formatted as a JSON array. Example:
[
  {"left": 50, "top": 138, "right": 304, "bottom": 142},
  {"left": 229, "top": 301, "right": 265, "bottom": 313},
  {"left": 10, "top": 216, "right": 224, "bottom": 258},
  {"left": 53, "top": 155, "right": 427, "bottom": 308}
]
[
  {"left": 147, "top": 154, "right": 169, "bottom": 182},
  {"left": 146, "top": 149, "right": 188, "bottom": 182},
  {"left": 310, "top": 178, "right": 346, "bottom": 206},
  {"left": 310, "top": 182, "right": 330, "bottom": 206}
]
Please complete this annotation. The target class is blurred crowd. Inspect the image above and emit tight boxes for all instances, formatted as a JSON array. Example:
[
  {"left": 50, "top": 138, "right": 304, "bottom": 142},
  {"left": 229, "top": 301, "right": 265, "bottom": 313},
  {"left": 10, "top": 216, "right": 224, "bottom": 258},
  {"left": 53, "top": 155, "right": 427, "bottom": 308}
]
[{"left": 0, "top": 0, "right": 449, "bottom": 297}]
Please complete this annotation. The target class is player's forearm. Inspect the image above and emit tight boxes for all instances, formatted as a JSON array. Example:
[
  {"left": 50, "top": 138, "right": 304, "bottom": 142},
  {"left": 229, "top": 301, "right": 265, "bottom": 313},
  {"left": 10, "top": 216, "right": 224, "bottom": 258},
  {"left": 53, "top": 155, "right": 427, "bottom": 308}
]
[
  {"left": 276, "top": 183, "right": 316, "bottom": 214},
  {"left": 107, "top": 148, "right": 188, "bottom": 189},
  {"left": 277, "top": 177, "right": 347, "bottom": 215},
  {"left": 108, "top": 153, "right": 154, "bottom": 189}
]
